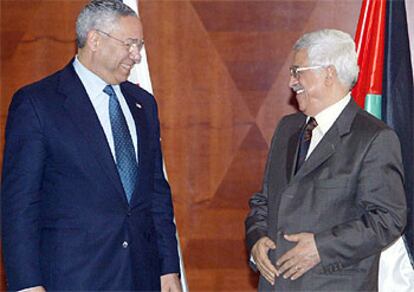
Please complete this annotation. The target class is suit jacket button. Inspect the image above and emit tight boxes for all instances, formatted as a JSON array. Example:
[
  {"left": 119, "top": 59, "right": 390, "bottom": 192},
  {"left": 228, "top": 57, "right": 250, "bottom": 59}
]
[{"left": 122, "top": 241, "right": 129, "bottom": 248}]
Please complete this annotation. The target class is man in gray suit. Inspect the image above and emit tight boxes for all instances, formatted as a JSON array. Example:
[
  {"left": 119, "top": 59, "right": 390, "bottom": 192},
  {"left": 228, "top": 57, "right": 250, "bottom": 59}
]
[{"left": 245, "top": 29, "right": 407, "bottom": 291}]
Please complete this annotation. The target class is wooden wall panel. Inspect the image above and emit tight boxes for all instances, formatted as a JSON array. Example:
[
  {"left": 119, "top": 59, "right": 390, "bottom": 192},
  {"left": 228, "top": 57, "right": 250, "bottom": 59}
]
[
  {"left": 1, "top": 0, "right": 360, "bottom": 291},
  {"left": 0, "top": 1, "right": 86, "bottom": 290}
]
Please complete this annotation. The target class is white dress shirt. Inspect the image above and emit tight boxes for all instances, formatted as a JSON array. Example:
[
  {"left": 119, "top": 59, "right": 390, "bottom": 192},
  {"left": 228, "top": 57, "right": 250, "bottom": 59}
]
[
  {"left": 73, "top": 57, "right": 138, "bottom": 162},
  {"left": 306, "top": 93, "right": 351, "bottom": 159}
]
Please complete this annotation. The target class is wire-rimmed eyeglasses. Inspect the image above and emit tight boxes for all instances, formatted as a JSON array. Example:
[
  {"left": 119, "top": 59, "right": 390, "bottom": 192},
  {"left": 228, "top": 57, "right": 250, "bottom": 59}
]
[
  {"left": 96, "top": 29, "right": 144, "bottom": 52},
  {"left": 289, "top": 65, "right": 324, "bottom": 79}
]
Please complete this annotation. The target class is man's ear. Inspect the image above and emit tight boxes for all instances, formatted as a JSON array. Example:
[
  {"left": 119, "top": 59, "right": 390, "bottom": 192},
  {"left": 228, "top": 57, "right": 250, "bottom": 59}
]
[
  {"left": 324, "top": 65, "right": 336, "bottom": 86},
  {"left": 86, "top": 30, "right": 100, "bottom": 51}
]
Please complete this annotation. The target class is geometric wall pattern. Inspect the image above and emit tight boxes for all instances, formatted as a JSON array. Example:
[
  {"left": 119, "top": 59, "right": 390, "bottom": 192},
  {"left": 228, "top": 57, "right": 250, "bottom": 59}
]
[
  {"left": 1, "top": 0, "right": 360, "bottom": 290},
  {"left": 140, "top": 1, "right": 360, "bottom": 290},
  {"left": 1, "top": 1, "right": 86, "bottom": 290}
]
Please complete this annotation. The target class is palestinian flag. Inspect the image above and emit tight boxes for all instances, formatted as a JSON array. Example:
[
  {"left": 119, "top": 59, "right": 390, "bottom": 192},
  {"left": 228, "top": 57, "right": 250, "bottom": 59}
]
[{"left": 352, "top": 0, "right": 414, "bottom": 269}]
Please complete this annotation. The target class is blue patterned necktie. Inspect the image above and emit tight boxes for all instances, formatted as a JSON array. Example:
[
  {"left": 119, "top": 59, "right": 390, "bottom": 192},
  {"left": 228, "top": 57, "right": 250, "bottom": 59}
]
[
  {"left": 295, "top": 117, "right": 318, "bottom": 173},
  {"left": 103, "top": 85, "right": 138, "bottom": 202}
]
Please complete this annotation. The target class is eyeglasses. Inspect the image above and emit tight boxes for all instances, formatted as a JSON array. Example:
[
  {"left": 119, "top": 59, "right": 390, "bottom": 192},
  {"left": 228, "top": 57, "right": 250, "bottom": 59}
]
[
  {"left": 289, "top": 65, "right": 324, "bottom": 79},
  {"left": 96, "top": 29, "right": 144, "bottom": 51}
]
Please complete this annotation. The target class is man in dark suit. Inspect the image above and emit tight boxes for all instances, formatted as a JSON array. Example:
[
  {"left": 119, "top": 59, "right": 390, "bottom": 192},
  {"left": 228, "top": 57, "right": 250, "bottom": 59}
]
[
  {"left": 245, "top": 29, "right": 407, "bottom": 291},
  {"left": 1, "top": 0, "right": 181, "bottom": 291}
]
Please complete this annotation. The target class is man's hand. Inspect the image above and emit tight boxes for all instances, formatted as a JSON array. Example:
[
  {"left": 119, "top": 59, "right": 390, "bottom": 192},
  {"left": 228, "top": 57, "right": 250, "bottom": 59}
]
[
  {"left": 276, "top": 233, "right": 321, "bottom": 280},
  {"left": 251, "top": 236, "right": 278, "bottom": 285},
  {"left": 161, "top": 273, "right": 181, "bottom": 292}
]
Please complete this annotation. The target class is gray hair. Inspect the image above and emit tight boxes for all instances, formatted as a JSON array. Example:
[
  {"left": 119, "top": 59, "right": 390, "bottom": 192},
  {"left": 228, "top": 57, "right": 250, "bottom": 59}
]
[
  {"left": 294, "top": 29, "right": 359, "bottom": 89},
  {"left": 76, "top": 0, "right": 137, "bottom": 48}
]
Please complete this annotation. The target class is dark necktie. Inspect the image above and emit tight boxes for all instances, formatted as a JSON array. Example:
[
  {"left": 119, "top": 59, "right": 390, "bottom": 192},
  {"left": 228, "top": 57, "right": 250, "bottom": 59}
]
[
  {"left": 103, "top": 85, "right": 138, "bottom": 202},
  {"left": 295, "top": 117, "right": 318, "bottom": 173}
]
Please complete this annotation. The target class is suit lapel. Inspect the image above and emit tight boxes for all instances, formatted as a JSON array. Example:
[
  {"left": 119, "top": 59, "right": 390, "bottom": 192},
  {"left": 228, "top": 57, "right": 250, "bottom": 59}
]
[
  {"left": 120, "top": 84, "right": 147, "bottom": 164},
  {"left": 295, "top": 127, "right": 339, "bottom": 180},
  {"left": 58, "top": 62, "right": 127, "bottom": 203},
  {"left": 286, "top": 120, "right": 305, "bottom": 182},
  {"left": 120, "top": 84, "right": 148, "bottom": 206}
]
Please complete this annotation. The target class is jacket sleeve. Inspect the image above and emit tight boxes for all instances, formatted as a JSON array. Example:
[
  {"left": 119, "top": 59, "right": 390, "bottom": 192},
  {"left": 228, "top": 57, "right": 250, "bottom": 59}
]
[
  {"left": 149, "top": 97, "right": 180, "bottom": 276},
  {"left": 315, "top": 128, "right": 407, "bottom": 272},
  {"left": 1, "top": 89, "right": 46, "bottom": 290},
  {"left": 245, "top": 118, "right": 285, "bottom": 253}
]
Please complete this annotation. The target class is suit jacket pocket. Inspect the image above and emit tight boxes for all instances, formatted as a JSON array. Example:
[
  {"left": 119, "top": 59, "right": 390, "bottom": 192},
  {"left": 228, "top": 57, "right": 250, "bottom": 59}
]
[
  {"left": 314, "top": 175, "right": 349, "bottom": 189},
  {"left": 310, "top": 176, "right": 354, "bottom": 226}
]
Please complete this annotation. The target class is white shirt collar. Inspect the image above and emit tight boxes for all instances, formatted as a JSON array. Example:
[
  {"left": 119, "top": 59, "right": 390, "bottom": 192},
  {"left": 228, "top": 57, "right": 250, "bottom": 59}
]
[
  {"left": 73, "top": 56, "right": 120, "bottom": 100},
  {"left": 313, "top": 93, "right": 351, "bottom": 135}
]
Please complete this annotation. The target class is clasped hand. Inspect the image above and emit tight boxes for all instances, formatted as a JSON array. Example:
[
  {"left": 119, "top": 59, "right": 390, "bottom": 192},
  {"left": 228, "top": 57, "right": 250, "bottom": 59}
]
[{"left": 251, "top": 233, "right": 321, "bottom": 285}]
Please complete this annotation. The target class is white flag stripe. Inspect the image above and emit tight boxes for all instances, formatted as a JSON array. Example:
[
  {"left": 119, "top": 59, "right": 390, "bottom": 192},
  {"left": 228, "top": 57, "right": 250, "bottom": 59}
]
[
  {"left": 129, "top": 50, "right": 154, "bottom": 93},
  {"left": 379, "top": 237, "right": 414, "bottom": 291},
  {"left": 123, "top": 0, "right": 153, "bottom": 93},
  {"left": 122, "top": 1, "right": 189, "bottom": 291}
]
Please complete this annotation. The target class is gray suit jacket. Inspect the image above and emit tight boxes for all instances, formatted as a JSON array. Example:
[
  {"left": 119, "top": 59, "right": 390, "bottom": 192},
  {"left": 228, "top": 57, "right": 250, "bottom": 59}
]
[{"left": 245, "top": 99, "right": 407, "bottom": 291}]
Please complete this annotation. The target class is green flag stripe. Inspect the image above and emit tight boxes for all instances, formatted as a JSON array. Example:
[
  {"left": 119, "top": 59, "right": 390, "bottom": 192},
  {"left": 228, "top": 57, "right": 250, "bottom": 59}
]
[{"left": 364, "top": 94, "right": 382, "bottom": 119}]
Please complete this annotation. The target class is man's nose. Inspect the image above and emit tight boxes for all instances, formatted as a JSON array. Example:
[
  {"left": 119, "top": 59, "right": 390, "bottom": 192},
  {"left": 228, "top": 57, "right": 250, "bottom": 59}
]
[{"left": 289, "top": 75, "right": 298, "bottom": 88}]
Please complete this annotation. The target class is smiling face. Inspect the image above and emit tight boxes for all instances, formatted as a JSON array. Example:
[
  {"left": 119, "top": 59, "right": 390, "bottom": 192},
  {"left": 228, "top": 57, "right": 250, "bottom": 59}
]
[
  {"left": 289, "top": 49, "right": 329, "bottom": 116},
  {"left": 92, "top": 16, "right": 143, "bottom": 85}
]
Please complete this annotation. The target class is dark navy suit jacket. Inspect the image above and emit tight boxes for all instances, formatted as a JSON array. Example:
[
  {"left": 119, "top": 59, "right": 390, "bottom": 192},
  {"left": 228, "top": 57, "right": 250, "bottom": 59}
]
[{"left": 1, "top": 61, "right": 180, "bottom": 291}]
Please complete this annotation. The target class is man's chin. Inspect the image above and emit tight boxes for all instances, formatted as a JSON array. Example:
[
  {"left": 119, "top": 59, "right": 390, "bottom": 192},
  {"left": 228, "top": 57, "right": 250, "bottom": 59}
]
[
  {"left": 296, "top": 98, "right": 307, "bottom": 113},
  {"left": 296, "top": 94, "right": 305, "bottom": 104},
  {"left": 115, "top": 72, "right": 130, "bottom": 84},
  {"left": 118, "top": 65, "right": 132, "bottom": 79}
]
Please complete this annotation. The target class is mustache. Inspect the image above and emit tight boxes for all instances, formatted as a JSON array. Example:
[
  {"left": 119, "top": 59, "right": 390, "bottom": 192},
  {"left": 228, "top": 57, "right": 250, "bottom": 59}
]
[{"left": 291, "top": 83, "right": 305, "bottom": 93}]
